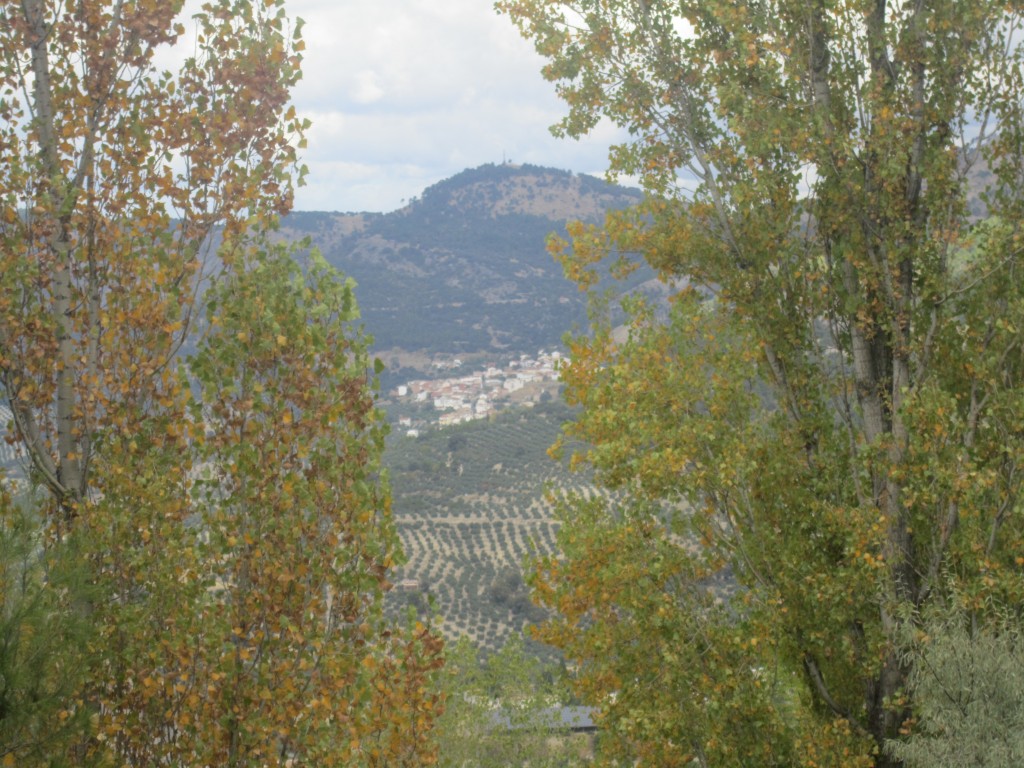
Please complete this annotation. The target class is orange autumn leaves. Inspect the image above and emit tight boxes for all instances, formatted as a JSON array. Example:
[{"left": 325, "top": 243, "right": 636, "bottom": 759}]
[{"left": 0, "top": 3, "right": 442, "bottom": 765}]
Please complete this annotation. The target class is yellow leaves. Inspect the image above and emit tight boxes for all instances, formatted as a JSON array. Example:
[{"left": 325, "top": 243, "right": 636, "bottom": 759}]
[
  {"left": 745, "top": 42, "right": 759, "bottom": 67},
  {"left": 7, "top": 246, "right": 397, "bottom": 760},
  {"left": 858, "top": 550, "right": 884, "bottom": 569}
]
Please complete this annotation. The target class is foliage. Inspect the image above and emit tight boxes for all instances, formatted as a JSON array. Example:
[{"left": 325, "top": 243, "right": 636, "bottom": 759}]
[
  {"left": 886, "top": 607, "right": 1024, "bottom": 767},
  {"left": 0, "top": 3, "right": 444, "bottom": 765},
  {"left": 498, "top": 0, "right": 1024, "bottom": 765},
  {"left": 66, "top": 244, "right": 446, "bottom": 765},
  {"left": 0, "top": 0, "right": 306, "bottom": 524},
  {"left": 0, "top": 494, "right": 95, "bottom": 767},
  {"left": 435, "top": 634, "right": 588, "bottom": 768}
]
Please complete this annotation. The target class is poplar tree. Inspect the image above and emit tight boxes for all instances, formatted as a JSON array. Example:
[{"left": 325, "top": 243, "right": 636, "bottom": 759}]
[
  {"left": 0, "top": 3, "right": 444, "bottom": 763},
  {"left": 499, "top": 0, "right": 1024, "bottom": 764}
]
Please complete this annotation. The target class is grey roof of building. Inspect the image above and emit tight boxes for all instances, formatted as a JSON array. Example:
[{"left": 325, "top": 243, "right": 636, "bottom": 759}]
[{"left": 489, "top": 705, "right": 596, "bottom": 733}]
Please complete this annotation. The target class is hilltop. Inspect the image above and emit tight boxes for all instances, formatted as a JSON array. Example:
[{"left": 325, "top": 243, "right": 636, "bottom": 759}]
[{"left": 280, "top": 164, "right": 647, "bottom": 364}]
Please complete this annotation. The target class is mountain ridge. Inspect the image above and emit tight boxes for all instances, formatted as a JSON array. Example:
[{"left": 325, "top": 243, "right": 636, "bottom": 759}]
[{"left": 280, "top": 163, "right": 647, "bottom": 364}]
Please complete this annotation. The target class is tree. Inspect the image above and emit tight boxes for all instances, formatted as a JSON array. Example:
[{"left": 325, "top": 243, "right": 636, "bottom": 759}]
[
  {"left": 0, "top": 491, "right": 95, "bottom": 767},
  {"left": 0, "top": 0, "right": 305, "bottom": 527},
  {"left": 0, "top": 1, "right": 303, "bottom": 761},
  {"left": 75, "top": 244, "right": 445, "bottom": 765},
  {"left": 0, "top": 3, "right": 445, "bottom": 764},
  {"left": 885, "top": 606, "right": 1024, "bottom": 767},
  {"left": 498, "top": 0, "right": 1024, "bottom": 764}
]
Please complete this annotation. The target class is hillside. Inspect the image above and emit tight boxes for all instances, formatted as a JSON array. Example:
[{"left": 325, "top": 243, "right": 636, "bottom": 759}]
[
  {"left": 280, "top": 155, "right": 997, "bottom": 371},
  {"left": 382, "top": 400, "right": 613, "bottom": 655},
  {"left": 281, "top": 164, "right": 647, "bottom": 361}
]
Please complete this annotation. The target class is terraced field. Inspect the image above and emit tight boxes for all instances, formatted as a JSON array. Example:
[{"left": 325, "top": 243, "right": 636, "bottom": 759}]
[
  {"left": 384, "top": 401, "right": 609, "bottom": 652},
  {"left": 0, "top": 398, "right": 598, "bottom": 652}
]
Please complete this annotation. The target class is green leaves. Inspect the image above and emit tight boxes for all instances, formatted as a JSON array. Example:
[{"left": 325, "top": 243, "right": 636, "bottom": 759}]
[
  {"left": 435, "top": 634, "right": 582, "bottom": 768},
  {"left": 502, "top": 0, "right": 1024, "bottom": 763},
  {"left": 0, "top": 4, "right": 441, "bottom": 763},
  {"left": 0, "top": 498, "right": 97, "bottom": 766},
  {"left": 887, "top": 607, "right": 1024, "bottom": 767}
]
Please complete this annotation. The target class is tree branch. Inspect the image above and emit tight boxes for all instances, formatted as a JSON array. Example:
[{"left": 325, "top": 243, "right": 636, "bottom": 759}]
[{"left": 803, "top": 652, "right": 855, "bottom": 722}]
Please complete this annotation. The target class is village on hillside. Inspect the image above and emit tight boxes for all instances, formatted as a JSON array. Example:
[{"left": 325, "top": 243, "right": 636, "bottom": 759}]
[
  {"left": 388, "top": 350, "right": 564, "bottom": 433},
  {"left": 0, "top": 350, "right": 567, "bottom": 490}
]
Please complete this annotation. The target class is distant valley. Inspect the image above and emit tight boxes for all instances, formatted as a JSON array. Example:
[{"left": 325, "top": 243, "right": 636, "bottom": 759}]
[
  {"left": 382, "top": 400, "right": 608, "bottom": 655},
  {"left": 275, "top": 163, "right": 648, "bottom": 651}
]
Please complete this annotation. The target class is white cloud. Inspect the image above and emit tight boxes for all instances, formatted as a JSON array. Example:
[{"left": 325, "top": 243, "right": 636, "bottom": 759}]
[
  {"left": 350, "top": 70, "right": 385, "bottom": 104},
  {"left": 285, "top": 0, "right": 628, "bottom": 212}
]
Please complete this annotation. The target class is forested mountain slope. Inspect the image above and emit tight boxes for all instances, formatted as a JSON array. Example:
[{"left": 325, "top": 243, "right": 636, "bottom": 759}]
[{"left": 280, "top": 163, "right": 647, "bottom": 355}]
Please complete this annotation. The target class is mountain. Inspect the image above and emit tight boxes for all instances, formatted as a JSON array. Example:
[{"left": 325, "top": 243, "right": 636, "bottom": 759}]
[{"left": 280, "top": 163, "right": 646, "bottom": 362}]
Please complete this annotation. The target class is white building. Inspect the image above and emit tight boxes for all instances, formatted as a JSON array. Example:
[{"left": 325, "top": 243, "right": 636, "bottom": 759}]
[{"left": 434, "top": 395, "right": 465, "bottom": 411}]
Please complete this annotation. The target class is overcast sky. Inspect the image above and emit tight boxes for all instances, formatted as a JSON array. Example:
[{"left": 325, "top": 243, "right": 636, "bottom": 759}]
[{"left": 286, "top": 0, "right": 624, "bottom": 213}]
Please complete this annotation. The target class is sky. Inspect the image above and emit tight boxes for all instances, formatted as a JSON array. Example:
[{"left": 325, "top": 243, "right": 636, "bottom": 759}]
[{"left": 285, "top": 0, "right": 625, "bottom": 213}]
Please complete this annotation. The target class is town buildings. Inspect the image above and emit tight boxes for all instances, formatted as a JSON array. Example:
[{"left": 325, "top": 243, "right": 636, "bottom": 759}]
[{"left": 390, "top": 350, "right": 563, "bottom": 431}]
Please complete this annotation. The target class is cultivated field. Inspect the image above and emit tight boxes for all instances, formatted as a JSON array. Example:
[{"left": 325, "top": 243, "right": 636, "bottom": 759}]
[{"left": 384, "top": 401, "right": 611, "bottom": 653}]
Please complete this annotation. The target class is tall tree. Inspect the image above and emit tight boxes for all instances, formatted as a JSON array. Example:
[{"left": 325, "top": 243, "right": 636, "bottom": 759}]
[
  {"left": 0, "top": 2, "right": 304, "bottom": 761},
  {"left": 75, "top": 244, "right": 444, "bottom": 765},
  {"left": 0, "top": 3, "right": 445, "bottom": 764},
  {"left": 499, "top": 0, "right": 1024, "bottom": 764},
  {"left": 0, "top": 0, "right": 305, "bottom": 526}
]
